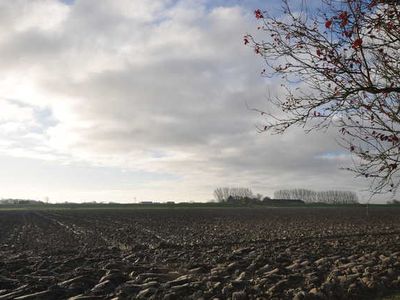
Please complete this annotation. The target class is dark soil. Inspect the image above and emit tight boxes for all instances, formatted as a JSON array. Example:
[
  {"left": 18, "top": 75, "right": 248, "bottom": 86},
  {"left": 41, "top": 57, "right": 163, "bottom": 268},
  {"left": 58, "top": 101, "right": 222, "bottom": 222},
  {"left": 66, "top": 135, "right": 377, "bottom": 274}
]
[{"left": 0, "top": 207, "right": 400, "bottom": 299}]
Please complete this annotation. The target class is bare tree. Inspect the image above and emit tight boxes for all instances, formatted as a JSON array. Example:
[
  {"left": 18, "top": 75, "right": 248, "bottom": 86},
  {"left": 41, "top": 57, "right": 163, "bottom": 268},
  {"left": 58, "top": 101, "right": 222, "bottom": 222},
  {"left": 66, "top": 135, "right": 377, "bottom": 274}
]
[
  {"left": 316, "top": 190, "right": 359, "bottom": 204},
  {"left": 274, "top": 188, "right": 359, "bottom": 204},
  {"left": 213, "top": 187, "right": 225, "bottom": 202},
  {"left": 245, "top": 0, "right": 400, "bottom": 195},
  {"left": 274, "top": 188, "right": 317, "bottom": 203},
  {"left": 213, "top": 187, "right": 254, "bottom": 202}
]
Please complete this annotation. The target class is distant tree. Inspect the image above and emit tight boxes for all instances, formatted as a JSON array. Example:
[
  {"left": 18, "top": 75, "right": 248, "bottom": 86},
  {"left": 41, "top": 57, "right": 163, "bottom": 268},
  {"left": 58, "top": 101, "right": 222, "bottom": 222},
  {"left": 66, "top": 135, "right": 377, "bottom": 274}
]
[
  {"left": 316, "top": 190, "right": 359, "bottom": 204},
  {"left": 213, "top": 187, "right": 225, "bottom": 202},
  {"left": 274, "top": 188, "right": 317, "bottom": 203},
  {"left": 213, "top": 187, "right": 254, "bottom": 202},
  {"left": 245, "top": 0, "right": 400, "bottom": 195},
  {"left": 274, "top": 188, "right": 359, "bottom": 204}
]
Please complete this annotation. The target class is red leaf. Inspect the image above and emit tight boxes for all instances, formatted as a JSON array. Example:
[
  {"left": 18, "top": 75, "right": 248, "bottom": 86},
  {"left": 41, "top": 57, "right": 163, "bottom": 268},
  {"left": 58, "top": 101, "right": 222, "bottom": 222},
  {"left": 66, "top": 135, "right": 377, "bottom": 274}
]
[
  {"left": 368, "top": 0, "right": 378, "bottom": 9},
  {"left": 338, "top": 12, "right": 348, "bottom": 27},
  {"left": 338, "top": 11, "right": 348, "bottom": 20},
  {"left": 325, "top": 20, "right": 332, "bottom": 29},
  {"left": 352, "top": 38, "right": 363, "bottom": 49},
  {"left": 254, "top": 9, "right": 263, "bottom": 19},
  {"left": 340, "top": 19, "right": 348, "bottom": 27},
  {"left": 344, "top": 30, "right": 352, "bottom": 38}
]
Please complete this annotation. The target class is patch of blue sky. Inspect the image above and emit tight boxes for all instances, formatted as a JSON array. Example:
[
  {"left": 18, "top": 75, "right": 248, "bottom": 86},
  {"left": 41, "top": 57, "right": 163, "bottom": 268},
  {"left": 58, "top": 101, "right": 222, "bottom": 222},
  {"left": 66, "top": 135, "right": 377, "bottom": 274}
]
[
  {"left": 204, "top": 0, "right": 322, "bottom": 16},
  {"left": 149, "top": 150, "right": 168, "bottom": 159},
  {"left": 316, "top": 151, "right": 350, "bottom": 160},
  {"left": 33, "top": 107, "right": 58, "bottom": 129},
  {"left": 60, "top": 0, "right": 75, "bottom": 5},
  {"left": 4, "top": 98, "right": 58, "bottom": 133},
  {"left": 205, "top": 0, "right": 262, "bottom": 10}
]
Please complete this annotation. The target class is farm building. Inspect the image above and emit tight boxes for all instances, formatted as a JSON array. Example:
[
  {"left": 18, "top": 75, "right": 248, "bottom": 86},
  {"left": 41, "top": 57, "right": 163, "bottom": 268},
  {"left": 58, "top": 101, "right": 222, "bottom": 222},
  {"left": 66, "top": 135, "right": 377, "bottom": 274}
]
[{"left": 263, "top": 198, "right": 305, "bottom": 206}]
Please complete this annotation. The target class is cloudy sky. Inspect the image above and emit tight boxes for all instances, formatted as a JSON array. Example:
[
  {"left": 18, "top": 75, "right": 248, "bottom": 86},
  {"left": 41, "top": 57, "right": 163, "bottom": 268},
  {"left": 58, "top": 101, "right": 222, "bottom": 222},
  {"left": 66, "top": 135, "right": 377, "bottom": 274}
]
[{"left": 0, "top": 0, "right": 381, "bottom": 203}]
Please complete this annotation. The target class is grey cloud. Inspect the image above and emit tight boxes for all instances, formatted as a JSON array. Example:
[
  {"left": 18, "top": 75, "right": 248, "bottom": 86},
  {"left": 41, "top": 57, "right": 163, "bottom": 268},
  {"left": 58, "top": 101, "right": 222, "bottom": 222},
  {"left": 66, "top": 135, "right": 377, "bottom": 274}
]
[{"left": 0, "top": 0, "right": 379, "bottom": 201}]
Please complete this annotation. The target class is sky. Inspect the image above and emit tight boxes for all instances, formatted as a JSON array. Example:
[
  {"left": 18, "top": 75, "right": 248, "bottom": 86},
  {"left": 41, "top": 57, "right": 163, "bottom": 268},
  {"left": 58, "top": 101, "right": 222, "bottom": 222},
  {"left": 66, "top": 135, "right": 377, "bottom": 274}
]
[{"left": 0, "top": 0, "right": 388, "bottom": 203}]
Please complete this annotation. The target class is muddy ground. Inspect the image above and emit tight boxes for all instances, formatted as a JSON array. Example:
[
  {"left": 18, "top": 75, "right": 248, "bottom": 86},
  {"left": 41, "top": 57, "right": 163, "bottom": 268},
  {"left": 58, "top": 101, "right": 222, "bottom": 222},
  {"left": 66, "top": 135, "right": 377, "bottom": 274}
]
[{"left": 0, "top": 207, "right": 400, "bottom": 299}]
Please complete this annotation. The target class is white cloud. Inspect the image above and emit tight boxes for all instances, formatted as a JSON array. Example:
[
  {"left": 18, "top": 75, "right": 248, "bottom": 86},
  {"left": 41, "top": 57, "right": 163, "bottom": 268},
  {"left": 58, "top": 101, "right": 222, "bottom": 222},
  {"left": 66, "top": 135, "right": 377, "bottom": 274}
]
[{"left": 0, "top": 0, "right": 380, "bottom": 202}]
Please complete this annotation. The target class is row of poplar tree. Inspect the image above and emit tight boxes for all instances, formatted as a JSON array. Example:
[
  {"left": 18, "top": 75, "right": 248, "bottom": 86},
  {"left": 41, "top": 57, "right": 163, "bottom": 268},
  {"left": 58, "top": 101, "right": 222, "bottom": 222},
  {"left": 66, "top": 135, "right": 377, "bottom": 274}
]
[{"left": 274, "top": 189, "right": 359, "bottom": 204}]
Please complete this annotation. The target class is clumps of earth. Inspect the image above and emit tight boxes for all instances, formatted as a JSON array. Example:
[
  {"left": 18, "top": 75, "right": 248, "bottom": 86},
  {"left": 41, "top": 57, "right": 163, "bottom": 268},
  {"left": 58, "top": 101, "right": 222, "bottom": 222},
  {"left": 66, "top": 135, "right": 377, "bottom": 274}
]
[{"left": 1, "top": 207, "right": 400, "bottom": 299}]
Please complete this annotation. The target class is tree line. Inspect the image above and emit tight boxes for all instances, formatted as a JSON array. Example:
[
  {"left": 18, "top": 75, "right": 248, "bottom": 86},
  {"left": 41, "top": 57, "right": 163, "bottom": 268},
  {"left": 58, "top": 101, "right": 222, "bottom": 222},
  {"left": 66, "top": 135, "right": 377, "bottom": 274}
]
[
  {"left": 214, "top": 187, "right": 359, "bottom": 204},
  {"left": 274, "top": 189, "right": 359, "bottom": 204},
  {"left": 213, "top": 187, "right": 257, "bottom": 202}
]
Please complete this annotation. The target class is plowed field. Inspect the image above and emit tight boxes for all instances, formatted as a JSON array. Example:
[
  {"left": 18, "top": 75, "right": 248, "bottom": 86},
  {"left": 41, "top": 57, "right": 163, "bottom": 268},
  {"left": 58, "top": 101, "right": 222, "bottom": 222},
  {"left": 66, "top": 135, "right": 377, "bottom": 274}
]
[{"left": 1, "top": 207, "right": 400, "bottom": 299}]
